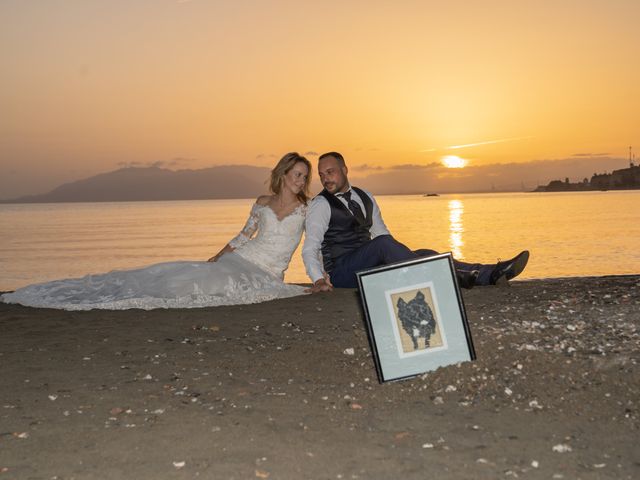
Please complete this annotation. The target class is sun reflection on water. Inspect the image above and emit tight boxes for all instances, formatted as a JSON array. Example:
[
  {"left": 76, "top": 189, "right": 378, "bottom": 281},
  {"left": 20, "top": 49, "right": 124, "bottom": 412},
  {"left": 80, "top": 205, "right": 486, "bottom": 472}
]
[{"left": 448, "top": 199, "right": 464, "bottom": 260}]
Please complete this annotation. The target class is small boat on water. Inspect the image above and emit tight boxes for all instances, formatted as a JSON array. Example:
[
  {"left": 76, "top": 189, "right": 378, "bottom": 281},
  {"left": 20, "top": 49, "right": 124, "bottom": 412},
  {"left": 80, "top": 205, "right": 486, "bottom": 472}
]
[{"left": 423, "top": 193, "right": 440, "bottom": 197}]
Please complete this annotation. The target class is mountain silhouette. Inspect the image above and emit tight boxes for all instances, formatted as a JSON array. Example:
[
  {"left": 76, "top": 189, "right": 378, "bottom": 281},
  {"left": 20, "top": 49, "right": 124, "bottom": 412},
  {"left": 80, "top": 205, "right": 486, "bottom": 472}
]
[{"left": 2, "top": 166, "right": 272, "bottom": 203}]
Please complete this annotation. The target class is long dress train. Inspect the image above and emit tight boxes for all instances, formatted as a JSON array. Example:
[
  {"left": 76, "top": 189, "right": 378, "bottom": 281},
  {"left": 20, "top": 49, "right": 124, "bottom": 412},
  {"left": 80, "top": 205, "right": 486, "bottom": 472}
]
[{"left": 1, "top": 203, "right": 308, "bottom": 310}]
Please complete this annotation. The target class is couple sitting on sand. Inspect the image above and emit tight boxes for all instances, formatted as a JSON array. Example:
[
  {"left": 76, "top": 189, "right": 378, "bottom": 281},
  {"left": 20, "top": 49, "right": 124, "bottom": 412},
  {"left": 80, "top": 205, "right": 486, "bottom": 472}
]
[{"left": 1, "top": 152, "right": 529, "bottom": 310}]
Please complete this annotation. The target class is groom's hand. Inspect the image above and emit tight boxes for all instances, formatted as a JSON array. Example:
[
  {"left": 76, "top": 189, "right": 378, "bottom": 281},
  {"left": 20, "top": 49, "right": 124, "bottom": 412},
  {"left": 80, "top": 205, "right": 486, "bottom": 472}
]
[{"left": 306, "top": 277, "right": 333, "bottom": 293}]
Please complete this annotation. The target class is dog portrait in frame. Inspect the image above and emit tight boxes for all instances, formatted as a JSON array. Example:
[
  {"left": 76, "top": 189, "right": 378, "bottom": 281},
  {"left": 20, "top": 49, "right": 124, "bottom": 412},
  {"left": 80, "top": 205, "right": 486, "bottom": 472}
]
[{"left": 386, "top": 281, "right": 448, "bottom": 358}]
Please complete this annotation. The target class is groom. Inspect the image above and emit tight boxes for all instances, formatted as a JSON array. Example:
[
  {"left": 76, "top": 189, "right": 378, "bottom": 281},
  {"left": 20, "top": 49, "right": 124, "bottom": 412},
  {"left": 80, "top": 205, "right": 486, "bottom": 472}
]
[{"left": 302, "top": 151, "right": 530, "bottom": 292}]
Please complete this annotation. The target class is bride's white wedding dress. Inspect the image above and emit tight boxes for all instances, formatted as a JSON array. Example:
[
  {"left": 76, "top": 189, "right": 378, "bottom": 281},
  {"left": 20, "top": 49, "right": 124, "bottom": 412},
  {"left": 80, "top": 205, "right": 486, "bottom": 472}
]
[{"left": 1, "top": 203, "right": 308, "bottom": 310}]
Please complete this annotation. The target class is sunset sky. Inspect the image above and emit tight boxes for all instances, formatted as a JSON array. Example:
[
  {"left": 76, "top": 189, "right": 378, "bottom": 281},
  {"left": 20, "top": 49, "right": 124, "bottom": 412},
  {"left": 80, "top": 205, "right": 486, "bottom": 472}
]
[{"left": 1, "top": 0, "right": 639, "bottom": 198}]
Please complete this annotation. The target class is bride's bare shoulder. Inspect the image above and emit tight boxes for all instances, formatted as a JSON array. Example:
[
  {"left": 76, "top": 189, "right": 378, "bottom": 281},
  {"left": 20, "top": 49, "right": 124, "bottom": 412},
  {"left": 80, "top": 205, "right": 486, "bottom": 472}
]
[{"left": 255, "top": 195, "right": 273, "bottom": 206}]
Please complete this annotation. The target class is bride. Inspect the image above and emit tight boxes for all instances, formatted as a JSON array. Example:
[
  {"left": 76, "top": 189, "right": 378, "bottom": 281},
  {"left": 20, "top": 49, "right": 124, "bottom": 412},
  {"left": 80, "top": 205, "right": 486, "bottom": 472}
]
[{"left": 1, "top": 153, "right": 312, "bottom": 310}]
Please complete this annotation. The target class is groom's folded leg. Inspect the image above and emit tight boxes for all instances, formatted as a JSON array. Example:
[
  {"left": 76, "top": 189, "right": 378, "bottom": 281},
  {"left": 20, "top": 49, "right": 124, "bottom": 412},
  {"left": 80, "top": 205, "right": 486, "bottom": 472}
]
[
  {"left": 330, "top": 235, "right": 416, "bottom": 288},
  {"left": 413, "top": 248, "right": 440, "bottom": 257},
  {"left": 415, "top": 248, "right": 494, "bottom": 286}
]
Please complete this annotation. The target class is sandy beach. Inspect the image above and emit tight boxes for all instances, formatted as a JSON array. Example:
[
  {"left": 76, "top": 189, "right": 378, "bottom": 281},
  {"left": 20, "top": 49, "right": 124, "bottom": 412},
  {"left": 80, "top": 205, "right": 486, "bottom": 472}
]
[{"left": 1, "top": 276, "right": 638, "bottom": 479}]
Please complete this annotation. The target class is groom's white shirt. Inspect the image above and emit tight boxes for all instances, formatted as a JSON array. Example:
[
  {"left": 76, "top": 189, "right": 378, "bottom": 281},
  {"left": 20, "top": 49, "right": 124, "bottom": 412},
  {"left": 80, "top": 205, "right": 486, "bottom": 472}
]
[{"left": 302, "top": 186, "right": 390, "bottom": 283}]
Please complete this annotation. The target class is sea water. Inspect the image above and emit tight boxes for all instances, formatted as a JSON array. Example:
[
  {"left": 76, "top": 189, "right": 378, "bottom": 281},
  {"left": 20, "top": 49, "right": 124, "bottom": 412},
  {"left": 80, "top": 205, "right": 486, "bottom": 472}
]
[{"left": 1, "top": 191, "right": 638, "bottom": 291}]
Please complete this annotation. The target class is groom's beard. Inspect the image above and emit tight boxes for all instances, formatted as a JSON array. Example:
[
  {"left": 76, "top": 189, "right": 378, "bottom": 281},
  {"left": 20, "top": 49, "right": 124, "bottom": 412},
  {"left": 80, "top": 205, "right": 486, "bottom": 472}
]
[
  {"left": 322, "top": 179, "right": 347, "bottom": 194},
  {"left": 323, "top": 182, "right": 337, "bottom": 193}
]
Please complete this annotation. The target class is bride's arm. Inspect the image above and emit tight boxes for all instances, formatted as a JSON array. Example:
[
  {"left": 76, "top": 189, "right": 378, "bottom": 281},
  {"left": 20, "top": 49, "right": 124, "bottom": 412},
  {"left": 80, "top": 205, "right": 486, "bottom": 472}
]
[{"left": 207, "top": 199, "right": 265, "bottom": 262}]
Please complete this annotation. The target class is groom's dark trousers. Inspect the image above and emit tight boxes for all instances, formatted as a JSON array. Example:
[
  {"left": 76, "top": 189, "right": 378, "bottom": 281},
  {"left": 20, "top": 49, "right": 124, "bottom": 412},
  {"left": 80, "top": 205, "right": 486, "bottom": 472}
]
[{"left": 328, "top": 234, "right": 494, "bottom": 288}]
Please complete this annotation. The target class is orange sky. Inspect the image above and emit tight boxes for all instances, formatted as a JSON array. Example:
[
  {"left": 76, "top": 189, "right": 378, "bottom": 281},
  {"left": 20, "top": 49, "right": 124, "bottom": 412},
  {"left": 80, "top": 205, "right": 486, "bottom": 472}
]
[{"left": 1, "top": 0, "right": 639, "bottom": 197}]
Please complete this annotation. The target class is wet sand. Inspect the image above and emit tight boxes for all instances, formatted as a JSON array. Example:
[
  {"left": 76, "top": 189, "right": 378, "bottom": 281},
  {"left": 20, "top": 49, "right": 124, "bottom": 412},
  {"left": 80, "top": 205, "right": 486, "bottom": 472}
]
[{"left": 1, "top": 276, "right": 639, "bottom": 479}]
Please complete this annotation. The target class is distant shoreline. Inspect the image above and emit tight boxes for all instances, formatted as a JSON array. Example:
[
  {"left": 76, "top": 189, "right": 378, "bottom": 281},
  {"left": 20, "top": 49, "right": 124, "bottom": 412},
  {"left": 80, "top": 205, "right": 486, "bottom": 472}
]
[
  {"left": 534, "top": 185, "right": 640, "bottom": 193},
  {"left": 4, "top": 188, "right": 640, "bottom": 205}
]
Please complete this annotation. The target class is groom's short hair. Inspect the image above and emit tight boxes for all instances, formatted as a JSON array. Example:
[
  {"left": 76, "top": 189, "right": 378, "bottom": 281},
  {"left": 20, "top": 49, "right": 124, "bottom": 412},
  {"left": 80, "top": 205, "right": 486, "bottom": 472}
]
[{"left": 318, "top": 151, "right": 345, "bottom": 166}]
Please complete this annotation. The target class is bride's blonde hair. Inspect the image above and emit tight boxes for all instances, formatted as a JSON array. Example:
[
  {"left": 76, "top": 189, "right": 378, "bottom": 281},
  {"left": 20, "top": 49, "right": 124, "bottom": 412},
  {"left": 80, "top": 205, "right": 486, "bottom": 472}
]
[{"left": 270, "top": 152, "right": 312, "bottom": 204}]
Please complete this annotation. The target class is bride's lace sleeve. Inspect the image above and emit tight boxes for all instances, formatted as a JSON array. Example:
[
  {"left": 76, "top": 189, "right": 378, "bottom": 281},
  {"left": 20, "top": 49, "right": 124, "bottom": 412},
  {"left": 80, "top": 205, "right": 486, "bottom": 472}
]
[{"left": 228, "top": 203, "right": 261, "bottom": 248}]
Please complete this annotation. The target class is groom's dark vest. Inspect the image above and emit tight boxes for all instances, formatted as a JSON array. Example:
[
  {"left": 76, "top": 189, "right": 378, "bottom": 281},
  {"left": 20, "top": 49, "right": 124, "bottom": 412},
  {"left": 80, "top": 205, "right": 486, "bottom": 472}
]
[{"left": 320, "top": 187, "right": 374, "bottom": 273}]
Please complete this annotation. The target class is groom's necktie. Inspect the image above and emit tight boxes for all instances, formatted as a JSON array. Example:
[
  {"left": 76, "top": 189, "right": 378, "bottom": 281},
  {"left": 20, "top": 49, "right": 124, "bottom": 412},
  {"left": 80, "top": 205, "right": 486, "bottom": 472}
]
[{"left": 339, "top": 191, "right": 365, "bottom": 224}]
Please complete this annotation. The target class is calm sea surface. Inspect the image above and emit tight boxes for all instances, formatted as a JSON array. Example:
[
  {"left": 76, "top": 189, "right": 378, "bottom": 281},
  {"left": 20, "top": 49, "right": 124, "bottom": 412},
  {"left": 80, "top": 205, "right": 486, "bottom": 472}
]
[{"left": 1, "top": 191, "right": 639, "bottom": 291}]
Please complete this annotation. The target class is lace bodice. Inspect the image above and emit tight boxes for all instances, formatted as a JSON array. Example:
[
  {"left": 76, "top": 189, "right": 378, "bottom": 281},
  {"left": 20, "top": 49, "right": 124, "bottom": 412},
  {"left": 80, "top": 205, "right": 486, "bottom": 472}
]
[{"left": 230, "top": 203, "right": 306, "bottom": 280}]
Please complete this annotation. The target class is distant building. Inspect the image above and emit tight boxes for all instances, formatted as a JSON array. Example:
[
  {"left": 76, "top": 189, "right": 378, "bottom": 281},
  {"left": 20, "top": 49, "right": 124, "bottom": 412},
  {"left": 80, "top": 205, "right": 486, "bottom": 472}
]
[{"left": 536, "top": 164, "right": 640, "bottom": 192}]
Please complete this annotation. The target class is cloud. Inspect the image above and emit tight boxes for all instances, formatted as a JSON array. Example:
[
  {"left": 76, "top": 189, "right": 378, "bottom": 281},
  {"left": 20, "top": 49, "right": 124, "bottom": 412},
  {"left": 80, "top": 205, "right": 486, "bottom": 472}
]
[
  {"left": 168, "top": 157, "right": 196, "bottom": 167},
  {"left": 572, "top": 152, "right": 610, "bottom": 157},
  {"left": 447, "top": 136, "right": 534, "bottom": 150},
  {"left": 420, "top": 136, "right": 533, "bottom": 153},
  {"left": 117, "top": 161, "right": 143, "bottom": 168},
  {"left": 390, "top": 162, "right": 441, "bottom": 170},
  {"left": 116, "top": 158, "right": 194, "bottom": 169},
  {"left": 350, "top": 162, "right": 441, "bottom": 173},
  {"left": 171, "top": 157, "right": 195, "bottom": 163},
  {"left": 351, "top": 163, "right": 384, "bottom": 171}
]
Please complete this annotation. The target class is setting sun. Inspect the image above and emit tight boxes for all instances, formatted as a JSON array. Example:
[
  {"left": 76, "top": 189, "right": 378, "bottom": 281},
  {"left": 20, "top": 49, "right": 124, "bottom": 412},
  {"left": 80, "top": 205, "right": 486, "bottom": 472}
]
[{"left": 442, "top": 155, "right": 467, "bottom": 169}]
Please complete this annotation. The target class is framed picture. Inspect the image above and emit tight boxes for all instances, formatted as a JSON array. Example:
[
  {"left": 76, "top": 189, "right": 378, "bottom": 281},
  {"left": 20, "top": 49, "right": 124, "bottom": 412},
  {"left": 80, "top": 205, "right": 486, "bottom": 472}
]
[{"left": 356, "top": 253, "right": 475, "bottom": 383}]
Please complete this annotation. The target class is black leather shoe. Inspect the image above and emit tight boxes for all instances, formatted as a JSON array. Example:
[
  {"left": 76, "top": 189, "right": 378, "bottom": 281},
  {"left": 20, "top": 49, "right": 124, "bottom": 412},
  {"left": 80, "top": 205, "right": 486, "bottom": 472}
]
[
  {"left": 457, "top": 269, "right": 479, "bottom": 289},
  {"left": 490, "top": 250, "right": 530, "bottom": 285}
]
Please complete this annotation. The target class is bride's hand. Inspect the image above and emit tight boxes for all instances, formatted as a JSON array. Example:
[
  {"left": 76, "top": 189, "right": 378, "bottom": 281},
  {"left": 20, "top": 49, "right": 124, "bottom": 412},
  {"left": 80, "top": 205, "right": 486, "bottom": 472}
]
[{"left": 306, "top": 277, "right": 333, "bottom": 293}]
